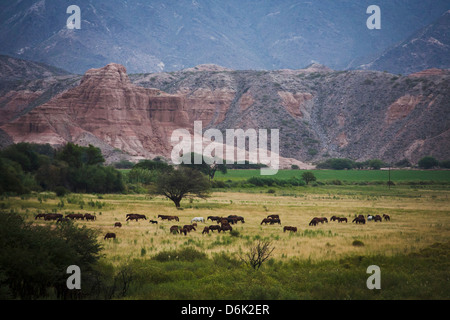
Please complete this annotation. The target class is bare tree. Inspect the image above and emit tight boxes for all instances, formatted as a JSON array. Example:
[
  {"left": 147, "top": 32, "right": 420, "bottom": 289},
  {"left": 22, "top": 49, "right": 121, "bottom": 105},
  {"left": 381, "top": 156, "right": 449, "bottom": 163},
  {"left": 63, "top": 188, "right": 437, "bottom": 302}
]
[{"left": 240, "top": 240, "right": 275, "bottom": 270}]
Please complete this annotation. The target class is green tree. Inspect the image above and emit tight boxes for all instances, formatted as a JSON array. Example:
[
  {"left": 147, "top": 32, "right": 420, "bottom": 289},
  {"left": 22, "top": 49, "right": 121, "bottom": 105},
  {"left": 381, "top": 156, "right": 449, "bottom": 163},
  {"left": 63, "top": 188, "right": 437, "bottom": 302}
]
[
  {"left": 418, "top": 156, "right": 439, "bottom": 169},
  {"left": 156, "top": 167, "right": 210, "bottom": 207},
  {"left": 368, "top": 159, "right": 384, "bottom": 170},
  {"left": 316, "top": 158, "right": 354, "bottom": 170},
  {"left": 0, "top": 212, "right": 102, "bottom": 299},
  {"left": 56, "top": 143, "right": 104, "bottom": 168},
  {"left": 181, "top": 153, "right": 227, "bottom": 180},
  {"left": 301, "top": 171, "right": 317, "bottom": 185}
]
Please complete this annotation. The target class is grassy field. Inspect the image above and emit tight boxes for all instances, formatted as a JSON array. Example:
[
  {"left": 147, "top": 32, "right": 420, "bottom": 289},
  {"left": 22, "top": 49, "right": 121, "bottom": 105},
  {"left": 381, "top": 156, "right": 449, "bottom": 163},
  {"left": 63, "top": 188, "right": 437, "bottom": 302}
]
[
  {"left": 2, "top": 169, "right": 449, "bottom": 299},
  {"left": 214, "top": 168, "right": 450, "bottom": 183}
]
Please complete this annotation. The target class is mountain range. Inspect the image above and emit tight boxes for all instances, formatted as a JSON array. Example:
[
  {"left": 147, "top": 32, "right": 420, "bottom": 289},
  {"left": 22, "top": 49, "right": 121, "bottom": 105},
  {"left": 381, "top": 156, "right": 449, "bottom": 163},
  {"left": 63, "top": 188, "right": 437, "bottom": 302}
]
[
  {"left": 0, "top": 57, "right": 448, "bottom": 166},
  {"left": 0, "top": 0, "right": 449, "bottom": 74},
  {"left": 0, "top": 1, "right": 449, "bottom": 167}
]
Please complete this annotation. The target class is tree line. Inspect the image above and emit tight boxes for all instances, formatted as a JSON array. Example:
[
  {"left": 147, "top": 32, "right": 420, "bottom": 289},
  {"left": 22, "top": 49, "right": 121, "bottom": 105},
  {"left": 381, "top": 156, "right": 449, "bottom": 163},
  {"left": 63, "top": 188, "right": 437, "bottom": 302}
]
[
  {"left": 315, "top": 157, "right": 449, "bottom": 170},
  {"left": 0, "top": 142, "right": 124, "bottom": 195}
]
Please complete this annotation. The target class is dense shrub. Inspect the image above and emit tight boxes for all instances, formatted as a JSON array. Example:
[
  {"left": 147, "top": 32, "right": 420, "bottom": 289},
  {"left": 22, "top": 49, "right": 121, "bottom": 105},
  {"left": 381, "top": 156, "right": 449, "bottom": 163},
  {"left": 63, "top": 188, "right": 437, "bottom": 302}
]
[
  {"left": 316, "top": 158, "right": 354, "bottom": 170},
  {"left": 0, "top": 212, "right": 102, "bottom": 299},
  {"left": 152, "top": 247, "right": 208, "bottom": 262},
  {"left": 418, "top": 156, "right": 439, "bottom": 169}
]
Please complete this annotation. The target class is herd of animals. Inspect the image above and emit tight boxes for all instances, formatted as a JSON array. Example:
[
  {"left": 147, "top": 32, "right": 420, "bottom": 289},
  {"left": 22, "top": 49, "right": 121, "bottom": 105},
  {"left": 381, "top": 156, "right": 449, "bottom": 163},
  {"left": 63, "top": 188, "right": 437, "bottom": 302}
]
[{"left": 34, "top": 211, "right": 391, "bottom": 240}]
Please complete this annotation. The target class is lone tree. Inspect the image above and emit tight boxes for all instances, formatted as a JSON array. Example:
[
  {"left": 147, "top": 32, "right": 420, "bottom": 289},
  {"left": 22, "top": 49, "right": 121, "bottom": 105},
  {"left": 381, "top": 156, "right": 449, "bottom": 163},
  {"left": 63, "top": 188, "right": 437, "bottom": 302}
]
[
  {"left": 301, "top": 171, "right": 317, "bottom": 185},
  {"left": 181, "top": 152, "right": 227, "bottom": 180},
  {"left": 240, "top": 240, "right": 275, "bottom": 270},
  {"left": 156, "top": 167, "right": 210, "bottom": 208}
]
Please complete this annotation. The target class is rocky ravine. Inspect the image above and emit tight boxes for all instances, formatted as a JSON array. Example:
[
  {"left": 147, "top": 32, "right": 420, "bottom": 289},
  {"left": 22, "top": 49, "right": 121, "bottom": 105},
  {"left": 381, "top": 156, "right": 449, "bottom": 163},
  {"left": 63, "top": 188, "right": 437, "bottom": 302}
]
[{"left": 1, "top": 62, "right": 449, "bottom": 166}]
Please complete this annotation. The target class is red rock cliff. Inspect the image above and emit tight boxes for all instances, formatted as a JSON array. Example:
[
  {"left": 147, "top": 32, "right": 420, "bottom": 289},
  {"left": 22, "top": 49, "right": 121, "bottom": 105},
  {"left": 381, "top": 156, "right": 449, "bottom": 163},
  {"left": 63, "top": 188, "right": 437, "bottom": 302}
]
[{"left": 2, "top": 63, "right": 191, "bottom": 158}]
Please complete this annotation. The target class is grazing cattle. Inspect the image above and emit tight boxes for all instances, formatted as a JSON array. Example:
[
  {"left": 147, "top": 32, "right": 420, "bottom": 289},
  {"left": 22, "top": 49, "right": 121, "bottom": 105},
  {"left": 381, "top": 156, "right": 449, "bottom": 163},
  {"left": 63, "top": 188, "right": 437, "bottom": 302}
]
[
  {"left": 84, "top": 213, "right": 96, "bottom": 221},
  {"left": 374, "top": 215, "right": 382, "bottom": 222},
  {"left": 35, "top": 213, "right": 46, "bottom": 220},
  {"left": 337, "top": 217, "right": 347, "bottom": 223},
  {"left": 309, "top": 217, "right": 327, "bottom": 226},
  {"left": 208, "top": 225, "right": 221, "bottom": 232},
  {"left": 207, "top": 216, "right": 221, "bottom": 222},
  {"left": 157, "top": 215, "right": 178, "bottom": 221},
  {"left": 269, "top": 218, "right": 281, "bottom": 225},
  {"left": 191, "top": 217, "right": 204, "bottom": 223},
  {"left": 183, "top": 225, "right": 196, "bottom": 232},
  {"left": 352, "top": 216, "right": 366, "bottom": 224},
  {"left": 149, "top": 220, "right": 158, "bottom": 224},
  {"left": 66, "top": 213, "right": 84, "bottom": 220},
  {"left": 126, "top": 214, "right": 147, "bottom": 221},
  {"left": 267, "top": 214, "right": 279, "bottom": 219},
  {"left": 228, "top": 215, "right": 245, "bottom": 223},
  {"left": 330, "top": 216, "right": 338, "bottom": 222},
  {"left": 283, "top": 226, "right": 297, "bottom": 233},
  {"left": 236, "top": 216, "right": 245, "bottom": 223},
  {"left": 170, "top": 225, "right": 179, "bottom": 234},
  {"left": 202, "top": 226, "right": 210, "bottom": 234},
  {"left": 383, "top": 214, "right": 390, "bottom": 221},
  {"left": 114, "top": 222, "right": 122, "bottom": 228},
  {"left": 219, "top": 224, "right": 232, "bottom": 233},
  {"left": 56, "top": 217, "right": 69, "bottom": 223},
  {"left": 179, "top": 227, "right": 188, "bottom": 236},
  {"left": 261, "top": 218, "right": 272, "bottom": 225},
  {"left": 104, "top": 233, "right": 116, "bottom": 240},
  {"left": 367, "top": 215, "right": 374, "bottom": 221},
  {"left": 44, "top": 213, "right": 63, "bottom": 221}
]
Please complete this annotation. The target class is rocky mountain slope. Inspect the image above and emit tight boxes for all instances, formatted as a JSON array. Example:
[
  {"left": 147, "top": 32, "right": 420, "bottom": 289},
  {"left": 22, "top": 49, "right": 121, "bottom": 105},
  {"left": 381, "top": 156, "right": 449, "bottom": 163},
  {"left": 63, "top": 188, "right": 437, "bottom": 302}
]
[
  {"left": 1, "top": 60, "right": 449, "bottom": 165},
  {"left": 359, "top": 10, "right": 450, "bottom": 74}
]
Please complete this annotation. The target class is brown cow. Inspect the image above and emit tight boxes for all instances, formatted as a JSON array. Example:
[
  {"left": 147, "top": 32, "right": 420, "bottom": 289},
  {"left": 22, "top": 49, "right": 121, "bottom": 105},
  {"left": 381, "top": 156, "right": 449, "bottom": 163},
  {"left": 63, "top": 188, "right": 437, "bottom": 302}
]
[
  {"left": 283, "top": 226, "right": 297, "bottom": 233},
  {"left": 219, "top": 224, "right": 232, "bottom": 233},
  {"left": 183, "top": 225, "right": 196, "bottom": 232},
  {"left": 126, "top": 214, "right": 146, "bottom": 221},
  {"left": 104, "top": 233, "right": 116, "bottom": 240},
  {"left": 45, "top": 213, "right": 63, "bottom": 221},
  {"left": 84, "top": 213, "right": 96, "bottom": 221},
  {"left": 170, "top": 225, "right": 179, "bottom": 234},
  {"left": 352, "top": 216, "right": 366, "bottom": 224},
  {"left": 114, "top": 222, "right": 122, "bottom": 228},
  {"left": 208, "top": 225, "right": 221, "bottom": 232}
]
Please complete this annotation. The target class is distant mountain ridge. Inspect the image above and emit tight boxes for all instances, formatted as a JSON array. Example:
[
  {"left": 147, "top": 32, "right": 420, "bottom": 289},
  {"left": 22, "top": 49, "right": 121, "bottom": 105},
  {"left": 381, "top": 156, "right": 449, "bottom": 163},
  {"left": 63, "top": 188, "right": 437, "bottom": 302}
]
[
  {"left": 0, "top": 0, "right": 449, "bottom": 74},
  {"left": 359, "top": 10, "right": 450, "bottom": 74}
]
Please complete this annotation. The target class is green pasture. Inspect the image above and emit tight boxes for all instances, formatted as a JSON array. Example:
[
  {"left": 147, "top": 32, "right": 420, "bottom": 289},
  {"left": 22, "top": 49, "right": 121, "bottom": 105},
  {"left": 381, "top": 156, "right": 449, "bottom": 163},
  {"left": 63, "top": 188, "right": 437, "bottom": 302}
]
[{"left": 214, "top": 169, "right": 450, "bottom": 183}]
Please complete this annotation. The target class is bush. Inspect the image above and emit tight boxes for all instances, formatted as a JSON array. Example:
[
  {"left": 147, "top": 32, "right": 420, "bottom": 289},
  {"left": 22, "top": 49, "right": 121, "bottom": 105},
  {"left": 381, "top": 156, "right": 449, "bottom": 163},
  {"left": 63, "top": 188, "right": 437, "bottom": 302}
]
[
  {"left": 352, "top": 240, "right": 365, "bottom": 247},
  {"left": 0, "top": 211, "right": 102, "bottom": 299},
  {"left": 316, "top": 158, "right": 354, "bottom": 170},
  {"left": 54, "top": 186, "right": 70, "bottom": 197},
  {"left": 152, "top": 248, "right": 207, "bottom": 262},
  {"left": 301, "top": 171, "right": 316, "bottom": 185},
  {"left": 418, "top": 156, "right": 439, "bottom": 169}
]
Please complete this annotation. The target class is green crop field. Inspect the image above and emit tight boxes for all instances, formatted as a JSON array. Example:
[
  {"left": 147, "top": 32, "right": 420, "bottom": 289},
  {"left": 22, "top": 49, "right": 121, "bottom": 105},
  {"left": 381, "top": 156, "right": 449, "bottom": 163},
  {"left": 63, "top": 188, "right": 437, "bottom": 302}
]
[{"left": 214, "top": 169, "right": 450, "bottom": 183}]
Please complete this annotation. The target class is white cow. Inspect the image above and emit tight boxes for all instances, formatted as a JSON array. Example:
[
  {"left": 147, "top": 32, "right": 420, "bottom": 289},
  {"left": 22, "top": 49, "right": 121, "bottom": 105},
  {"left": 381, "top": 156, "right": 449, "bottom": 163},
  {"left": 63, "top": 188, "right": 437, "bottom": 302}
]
[{"left": 191, "top": 217, "right": 204, "bottom": 223}]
